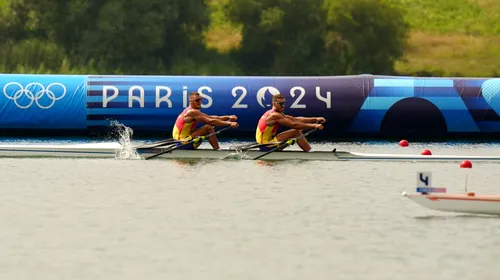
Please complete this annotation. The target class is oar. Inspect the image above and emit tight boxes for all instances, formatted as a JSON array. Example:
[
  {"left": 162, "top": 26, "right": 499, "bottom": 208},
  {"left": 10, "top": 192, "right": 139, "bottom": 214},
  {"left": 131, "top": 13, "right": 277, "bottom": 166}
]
[
  {"left": 137, "top": 142, "right": 178, "bottom": 151},
  {"left": 144, "top": 126, "right": 232, "bottom": 160},
  {"left": 252, "top": 127, "right": 319, "bottom": 160},
  {"left": 136, "top": 138, "right": 179, "bottom": 149},
  {"left": 149, "top": 138, "right": 177, "bottom": 147}
]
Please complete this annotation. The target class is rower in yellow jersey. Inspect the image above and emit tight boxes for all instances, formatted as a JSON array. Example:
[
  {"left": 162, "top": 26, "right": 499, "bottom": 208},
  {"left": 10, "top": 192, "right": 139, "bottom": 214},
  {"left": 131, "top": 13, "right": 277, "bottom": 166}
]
[
  {"left": 255, "top": 94, "right": 325, "bottom": 152},
  {"left": 172, "top": 92, "right": 239, "bottom": 150}
]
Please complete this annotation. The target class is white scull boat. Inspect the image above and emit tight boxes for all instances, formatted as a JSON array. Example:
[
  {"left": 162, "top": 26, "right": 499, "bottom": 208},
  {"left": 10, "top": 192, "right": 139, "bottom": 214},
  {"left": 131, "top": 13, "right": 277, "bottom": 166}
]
[
  {"left": 0, "top": 142, "right": 341, "bottom": 161},
  {"left": 403, "top": 172, "right": 500, "bottom": 216},
  {"left": 0, "top": 143, "right": 500, "bottom": 162}
]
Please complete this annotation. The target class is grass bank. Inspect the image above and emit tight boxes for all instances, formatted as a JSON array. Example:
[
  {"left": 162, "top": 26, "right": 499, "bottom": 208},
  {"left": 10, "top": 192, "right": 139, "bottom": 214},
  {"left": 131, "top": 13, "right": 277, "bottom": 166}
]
[{"left": 394, "top": 0, "right": 500, "bottom": 77}]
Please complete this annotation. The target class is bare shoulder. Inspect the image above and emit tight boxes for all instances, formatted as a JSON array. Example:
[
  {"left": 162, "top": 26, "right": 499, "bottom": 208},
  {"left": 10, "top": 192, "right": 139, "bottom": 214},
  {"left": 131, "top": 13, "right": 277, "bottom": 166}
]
[
  {"left": 273, "top": 114, "right": 295, "bottom": 126},
  {"left": 185, "top": 108, "right": 201, "bottom": 117},
  {"left": 269, "top": 112, "right": 284, "bottom": 120}
]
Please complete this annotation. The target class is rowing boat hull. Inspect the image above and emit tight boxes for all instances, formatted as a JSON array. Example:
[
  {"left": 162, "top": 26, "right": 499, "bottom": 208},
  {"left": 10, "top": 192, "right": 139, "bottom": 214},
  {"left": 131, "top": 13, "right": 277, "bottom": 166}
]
[
  {"left": 137, "top": 148, "right": 340, "bottom": 161},
  {"left": 1, "top": 143, "right": 500, "bottom": 162},
  {"left": 0, "top": 143, "right": 121, "bottom": 158},
  {"left": 0, "top": 143, "right": 340, "bottom": 161},
  {"left": 403, "top": 192, "right": 500, "bottom": 215}
]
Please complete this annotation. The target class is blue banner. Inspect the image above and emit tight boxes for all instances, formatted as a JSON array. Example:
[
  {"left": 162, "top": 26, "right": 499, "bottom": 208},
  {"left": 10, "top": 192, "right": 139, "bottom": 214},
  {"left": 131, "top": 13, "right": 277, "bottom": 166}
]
[
  {"left": 86, "top": 75, "right": 500, "bottom": 137},
  {"left": 86, "top": 75, "right": 362, "bottom": 135},
  {"left": 0, "top": 74, "right": 87, "bottom": 129}
]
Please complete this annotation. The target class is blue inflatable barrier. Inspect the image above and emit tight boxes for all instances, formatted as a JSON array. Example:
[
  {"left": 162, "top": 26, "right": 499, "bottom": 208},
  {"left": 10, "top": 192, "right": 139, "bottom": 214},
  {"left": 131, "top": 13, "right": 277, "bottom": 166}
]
[
  {"left": 0, "top": 74, "right": 87, "bottom": 130},
  {"left": 1, "top": 73, "right": 499, "bottom": 138}
]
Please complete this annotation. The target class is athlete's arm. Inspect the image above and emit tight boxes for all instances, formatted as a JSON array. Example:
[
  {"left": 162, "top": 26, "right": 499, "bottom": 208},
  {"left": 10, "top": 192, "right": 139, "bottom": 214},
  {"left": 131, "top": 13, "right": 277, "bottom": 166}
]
[
  {"left": 208, "top": 115, "right": 238, "bottom": 121},
  {"left": 188, "top": 110, "right": 237, "bottom": 127},
  {"left": 285, "top": 115, "right": 326, "bottom": 123},
  {"left": 273, "top": 114, "right": 323, "bottom": 130}
]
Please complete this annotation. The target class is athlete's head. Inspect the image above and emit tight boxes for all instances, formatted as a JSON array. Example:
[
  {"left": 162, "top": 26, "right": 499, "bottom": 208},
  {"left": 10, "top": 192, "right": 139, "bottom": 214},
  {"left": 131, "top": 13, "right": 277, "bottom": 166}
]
[
  {"left": 272, "top": 94, "right": 286, "bottom": 112},
  {"left": 189, "top": 92, "right": 202, "bottom": 109}
]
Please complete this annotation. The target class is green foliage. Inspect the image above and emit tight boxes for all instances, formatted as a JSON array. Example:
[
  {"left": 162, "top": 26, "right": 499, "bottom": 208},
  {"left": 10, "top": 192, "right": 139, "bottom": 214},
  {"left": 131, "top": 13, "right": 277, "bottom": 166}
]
[
  {"left": 325, "top": 0, "right": 410, "bottom": 74},
  {"left": 221, "top": 0, "right": 330, "bottom": 74},
  {"left": 398, "top": 0, "right": 500, "bottom": 35},
  {"left": 0, "top": 0, "right": 214, "bottom": 74},
  {"left": 395, "top": 0, "right": 500, "bottom": 77},
  {"left": 6, "top": 0, "right": 496, "bottom": 77},
  {"left": 219, "top": 0, "right": 408, "bottom": 75}
]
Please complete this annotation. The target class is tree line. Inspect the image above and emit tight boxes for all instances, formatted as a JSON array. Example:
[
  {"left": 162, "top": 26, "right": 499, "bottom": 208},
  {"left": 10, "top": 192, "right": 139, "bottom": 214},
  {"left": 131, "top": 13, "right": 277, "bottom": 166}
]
[{"left": 0, "top": 0, "right": 410, "bottom": 76}]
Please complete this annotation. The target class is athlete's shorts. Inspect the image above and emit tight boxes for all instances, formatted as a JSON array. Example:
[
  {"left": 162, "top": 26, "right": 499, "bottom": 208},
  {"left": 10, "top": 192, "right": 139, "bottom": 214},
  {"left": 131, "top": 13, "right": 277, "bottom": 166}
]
[
  {"left": 175, "top": 138, "right": 203, "bottom": 150},
  {"left": 258, "top": 137, "right": 280, "bottom": 151}
]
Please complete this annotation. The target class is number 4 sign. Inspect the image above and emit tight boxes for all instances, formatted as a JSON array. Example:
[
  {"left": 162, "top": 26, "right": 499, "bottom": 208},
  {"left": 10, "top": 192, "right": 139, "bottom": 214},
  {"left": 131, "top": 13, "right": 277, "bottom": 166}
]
[{"left": 417, "top": 172, "right": 432, "bottom": 188}]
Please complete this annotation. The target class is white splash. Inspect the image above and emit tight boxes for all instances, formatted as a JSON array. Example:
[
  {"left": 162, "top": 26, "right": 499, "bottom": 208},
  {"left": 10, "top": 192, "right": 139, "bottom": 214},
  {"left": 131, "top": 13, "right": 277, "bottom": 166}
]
[
  {"left": 221, "top": 148, "right": 252, "bottom": 160},
  {"left": 109, "top": 120, "right": 141, "bottom": 160}
]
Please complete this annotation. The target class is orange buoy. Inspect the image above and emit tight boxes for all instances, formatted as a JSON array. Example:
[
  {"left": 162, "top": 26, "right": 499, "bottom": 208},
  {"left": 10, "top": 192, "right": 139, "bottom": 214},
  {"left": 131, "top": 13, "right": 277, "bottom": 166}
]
[
  {"left": 420, "top": 149, "right": 432, "bottom": 155},
  {"left": 399, "top": 140, "right": 409, "bottom": 147},
  {"left": 460, "top": 160, "right": 472, "bottom": 168}
]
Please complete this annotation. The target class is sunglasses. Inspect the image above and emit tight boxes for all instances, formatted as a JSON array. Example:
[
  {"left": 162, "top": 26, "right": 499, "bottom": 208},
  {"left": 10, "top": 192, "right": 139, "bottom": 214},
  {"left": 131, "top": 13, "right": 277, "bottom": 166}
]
[
  {"left": 191, "top": 98, "right": 202, "bottom": 103},
  {"left": 278, "top": 102, "right": 286, "bottom": 106}
]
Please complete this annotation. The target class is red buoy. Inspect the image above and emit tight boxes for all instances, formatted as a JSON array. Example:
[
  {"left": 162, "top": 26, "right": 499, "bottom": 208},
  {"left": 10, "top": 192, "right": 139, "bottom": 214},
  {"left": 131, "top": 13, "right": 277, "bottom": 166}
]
[
  {"left": 421, "top": 149, "right": 432, "bottom": 155},
  {"left": 460, "top": 160, "right": 472, "bottom": 168},
  {"left": 399, "top": 140, "right": 409, "bottom": 147}
]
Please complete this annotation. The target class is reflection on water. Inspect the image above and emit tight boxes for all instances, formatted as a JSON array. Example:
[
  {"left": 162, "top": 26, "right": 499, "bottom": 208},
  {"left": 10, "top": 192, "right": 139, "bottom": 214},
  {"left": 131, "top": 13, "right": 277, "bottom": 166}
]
[
  {"left": 169, "top": 159, "right": 216, "bottom": 167},
  {"left": 414, "top": 214, "right": 500, "bottom": 220}
]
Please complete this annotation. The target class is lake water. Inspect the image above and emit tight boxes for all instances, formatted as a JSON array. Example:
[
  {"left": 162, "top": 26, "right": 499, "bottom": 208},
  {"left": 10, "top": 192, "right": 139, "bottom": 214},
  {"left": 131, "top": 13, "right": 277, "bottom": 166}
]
[{"left": 0, "top": 136, "right": 499, "bottom": 280}]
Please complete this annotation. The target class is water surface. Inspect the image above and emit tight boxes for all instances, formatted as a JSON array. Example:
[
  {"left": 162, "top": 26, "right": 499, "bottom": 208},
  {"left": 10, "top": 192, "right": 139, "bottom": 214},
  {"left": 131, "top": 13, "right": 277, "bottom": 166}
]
[{"left": 0, "top": 139, "right": 499, "bottom": 280}]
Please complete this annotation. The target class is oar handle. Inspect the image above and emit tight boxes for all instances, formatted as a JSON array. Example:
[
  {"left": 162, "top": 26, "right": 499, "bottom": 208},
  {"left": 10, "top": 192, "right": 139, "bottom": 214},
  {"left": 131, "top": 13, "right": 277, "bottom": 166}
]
[
  {"left": 279, "top": 126, "right": 318, "bottom": 146},
  {"left": 196, "top": 126, "right": 232, "bottom": 140},
  {"left": 299, "top": 126, "right": 319, "bottom": 139}
]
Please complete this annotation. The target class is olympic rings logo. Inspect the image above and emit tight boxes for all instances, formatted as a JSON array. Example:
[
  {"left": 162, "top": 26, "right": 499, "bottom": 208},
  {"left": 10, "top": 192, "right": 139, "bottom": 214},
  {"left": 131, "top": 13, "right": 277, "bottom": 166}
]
[{"left": 2, "top": 82, "right": 67, "bottom": 109}]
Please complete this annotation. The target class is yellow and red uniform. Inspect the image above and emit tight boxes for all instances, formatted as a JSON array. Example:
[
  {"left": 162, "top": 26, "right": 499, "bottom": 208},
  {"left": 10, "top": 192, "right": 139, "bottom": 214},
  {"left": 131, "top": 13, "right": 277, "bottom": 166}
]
[
  {"left": 255, "top": 109, "right": 280, "bottom": 144},
  {"left": 172, "top": 107, "right": 201, "bottom": 149}
]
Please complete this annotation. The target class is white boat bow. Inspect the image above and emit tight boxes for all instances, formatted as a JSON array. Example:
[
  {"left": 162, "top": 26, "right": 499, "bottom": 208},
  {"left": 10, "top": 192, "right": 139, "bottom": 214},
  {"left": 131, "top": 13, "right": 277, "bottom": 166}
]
[
  {"left": 403, "top": 171, "right": 500, "bottom": 216},
  {"left": 403, "top": 192, "right": 500, "bottom": 216}
]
